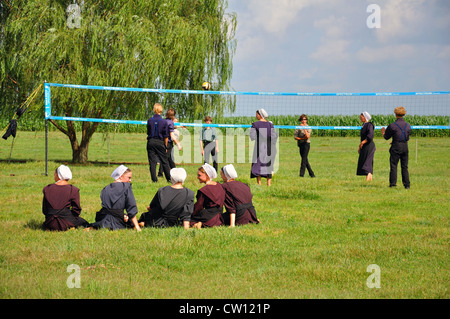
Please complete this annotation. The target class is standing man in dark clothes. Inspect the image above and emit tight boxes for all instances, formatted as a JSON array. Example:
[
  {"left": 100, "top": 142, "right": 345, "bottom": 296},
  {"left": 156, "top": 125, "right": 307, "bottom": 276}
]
[
  {"left": 381, "top": 106, "right": 412, "bottom": 189},
  {"left": 147, "top": 103, "right": 171, "bottom": 183}
]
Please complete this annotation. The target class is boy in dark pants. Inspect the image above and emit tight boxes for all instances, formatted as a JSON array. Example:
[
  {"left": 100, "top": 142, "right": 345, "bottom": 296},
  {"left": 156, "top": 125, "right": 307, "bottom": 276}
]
[
  {"left": 381, "top": 106, "right": 412, "bottom": 189},
  {"left": 147, "top": 103, "right": 171, "bottom": 183}
]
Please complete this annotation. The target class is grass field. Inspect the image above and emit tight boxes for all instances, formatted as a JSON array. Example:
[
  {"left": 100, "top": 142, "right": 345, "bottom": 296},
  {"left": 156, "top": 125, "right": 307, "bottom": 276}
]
[{"left": 0, "top": 131, "right": 448, "bottom": 299}]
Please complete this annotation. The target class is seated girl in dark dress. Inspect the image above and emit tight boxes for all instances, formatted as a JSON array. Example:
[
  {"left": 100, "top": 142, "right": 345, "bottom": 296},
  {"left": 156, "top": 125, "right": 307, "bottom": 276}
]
[
  {"left": 190, "top": 163, "right": 225, "bottom": 229},
  {"left": 138, "top": 168, "right": 194, "bottom": 229},
  {"left": 88, "top": 165, "right": 141, "bottom": 231},
  {"left": 220, "top": 164, "right": 260, "bottom": 227},
  {"left": 42, "top": 165, "right": 89, "bottom": 231}
]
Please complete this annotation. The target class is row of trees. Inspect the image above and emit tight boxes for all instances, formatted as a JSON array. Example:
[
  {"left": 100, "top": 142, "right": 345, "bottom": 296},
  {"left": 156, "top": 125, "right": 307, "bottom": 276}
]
[{"left": 1, "top": 0, "right": 236, "bottom": 163}]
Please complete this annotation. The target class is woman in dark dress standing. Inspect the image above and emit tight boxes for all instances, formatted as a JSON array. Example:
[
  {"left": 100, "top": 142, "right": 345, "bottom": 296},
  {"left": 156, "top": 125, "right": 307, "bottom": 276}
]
[
  {"left": 357, "top": 111, "right": 376, "bottom": 181},
  {"left": 220, "top": 164, "right": 259, "bottom": 227},
  {"left": 42, "top": 165, "right": 89, "bottom": 231},
  {"left": 190, "top": 163, "right": 225, "bottom": 229},
  {"left": 250, "top": 108, "right": 278, "bottom": 186}
]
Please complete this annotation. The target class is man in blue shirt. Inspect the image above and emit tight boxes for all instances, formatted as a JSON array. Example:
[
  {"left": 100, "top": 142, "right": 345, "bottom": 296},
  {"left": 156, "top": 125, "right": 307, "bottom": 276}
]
[
  {"left": 381, "top": 106, "right": 412, "bottom": 189},
  {"left": 147, "top": 103, "right": 171, "bottom": 183}
]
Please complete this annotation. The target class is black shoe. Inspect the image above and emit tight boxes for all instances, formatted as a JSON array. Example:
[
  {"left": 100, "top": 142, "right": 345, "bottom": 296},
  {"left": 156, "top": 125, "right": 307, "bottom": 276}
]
[
  {"left": 310, "top": 175, "right": 316, "bottom": 178},
  {"left": 405, "top": 186, "right": 410, "bottom": 189},
  {"left": 389, "top": 185, "right": 396, "bottom": 188}
]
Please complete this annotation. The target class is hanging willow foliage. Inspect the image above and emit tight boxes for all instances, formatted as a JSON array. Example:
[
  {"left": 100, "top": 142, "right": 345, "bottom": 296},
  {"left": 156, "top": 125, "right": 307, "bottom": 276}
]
[{"left": 1, "top": 0, "right": 237, "bottom": 163}]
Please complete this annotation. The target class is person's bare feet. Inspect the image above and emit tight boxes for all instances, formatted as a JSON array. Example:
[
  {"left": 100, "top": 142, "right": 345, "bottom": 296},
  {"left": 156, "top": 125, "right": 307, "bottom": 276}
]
[{"left": 193, "top": 222, "right": 202, "bottom": 229}]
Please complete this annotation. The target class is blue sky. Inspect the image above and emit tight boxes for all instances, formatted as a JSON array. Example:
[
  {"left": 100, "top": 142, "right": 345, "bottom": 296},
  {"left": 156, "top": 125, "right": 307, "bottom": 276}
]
[{"left": 226, "top": 0, "right": 450, "bottom": 94}]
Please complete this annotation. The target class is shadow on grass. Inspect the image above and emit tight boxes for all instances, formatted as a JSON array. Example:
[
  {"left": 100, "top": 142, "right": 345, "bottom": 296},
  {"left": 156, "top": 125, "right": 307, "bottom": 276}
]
[
  {"left": 0, "top": 158, "right": 149, "bottom": 165},
  {"left": 24, "top": 219, "right": 44, "bottom": 231}
]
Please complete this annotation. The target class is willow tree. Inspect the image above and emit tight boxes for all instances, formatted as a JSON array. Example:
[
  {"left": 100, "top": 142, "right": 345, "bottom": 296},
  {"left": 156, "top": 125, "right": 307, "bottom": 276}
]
[{"left": 1, "top": 0, "right": 236, "bottom": 163}]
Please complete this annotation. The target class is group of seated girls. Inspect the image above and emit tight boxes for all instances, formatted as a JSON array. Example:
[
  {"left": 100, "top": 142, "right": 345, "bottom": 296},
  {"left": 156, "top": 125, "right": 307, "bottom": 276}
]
[{"left": 42, "top": 163, "right": 259, "bottom": 232}]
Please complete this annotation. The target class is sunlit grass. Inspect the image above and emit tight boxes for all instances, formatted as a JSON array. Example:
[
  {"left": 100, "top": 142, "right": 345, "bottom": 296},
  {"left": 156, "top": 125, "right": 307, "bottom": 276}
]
[{"left": 0, "top": 132, "right": 448, "bottom": 299}]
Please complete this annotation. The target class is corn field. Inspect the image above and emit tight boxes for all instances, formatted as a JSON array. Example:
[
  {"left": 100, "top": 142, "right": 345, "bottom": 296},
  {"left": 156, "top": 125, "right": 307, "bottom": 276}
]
[{"left": 1, "top": 114, "right": 448, "bottom": 137}]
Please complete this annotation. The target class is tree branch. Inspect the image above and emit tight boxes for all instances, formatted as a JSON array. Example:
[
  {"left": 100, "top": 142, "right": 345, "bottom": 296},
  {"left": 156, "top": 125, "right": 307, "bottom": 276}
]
[{"left": 48, "top": 119, "right": 69, "bottom": 136}]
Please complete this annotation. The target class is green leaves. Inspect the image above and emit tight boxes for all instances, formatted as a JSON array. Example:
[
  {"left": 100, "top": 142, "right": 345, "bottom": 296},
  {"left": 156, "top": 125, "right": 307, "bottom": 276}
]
[{"left": 1, "top": 0, "right": 236, "bottom": 162}]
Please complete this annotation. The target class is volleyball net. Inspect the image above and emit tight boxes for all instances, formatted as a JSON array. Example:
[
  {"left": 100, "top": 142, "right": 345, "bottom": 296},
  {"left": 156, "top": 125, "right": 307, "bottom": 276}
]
[{"left": 44, "top": 82, "right": 450, "bottom": 131}]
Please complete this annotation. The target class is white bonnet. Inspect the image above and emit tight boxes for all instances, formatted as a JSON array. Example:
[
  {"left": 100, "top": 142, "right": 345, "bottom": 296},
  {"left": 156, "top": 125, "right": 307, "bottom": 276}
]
[
  {"left": 57, "top": 165, "right": 72, "bottom": 181},
  {"left": 202, "top": 163, "right": 217, "bottom": 180},
  {"left": 170, "top": 168, "right": 187, "bottom": 184},
  {"left": 222, "top": 164, "right": 238, "bottom": 181},
  {"left": 362, "top": 111, "right": 371, "bottom": 121},
  {"left": 111, "top": 164, "right": 128, "bottom": 180},
  {"left": 257, "top": 108, "right": 268, "bottom": 119}
]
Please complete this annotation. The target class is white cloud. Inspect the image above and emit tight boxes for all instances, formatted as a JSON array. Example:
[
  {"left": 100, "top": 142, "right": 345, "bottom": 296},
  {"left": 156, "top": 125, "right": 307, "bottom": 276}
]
[
  {"left": 227, "top": 0, "right": 450, "bottom": 92},
  {"left": 310, "top": 39, "right": 351, "bottom": 63},
  {"left": 356, "top": 44, "right": 415, "bottom": 63},
  {"left": 437, "top": 45, "right": 450, "bottom": 59},
  {"left": 309, "top": 13, "right": 352, "bottom": 63},
  {"left": 313, "top": 15, "right": 349, "bottom": 38},
  {"left": 243, "top": 0, "right": 318, "bottom": 35},
  {"left": 233, "top": 35, "right": 267, "bottom": 62},
  {"left": 374, "top": 0, "right": 428, "bottom": 43}
]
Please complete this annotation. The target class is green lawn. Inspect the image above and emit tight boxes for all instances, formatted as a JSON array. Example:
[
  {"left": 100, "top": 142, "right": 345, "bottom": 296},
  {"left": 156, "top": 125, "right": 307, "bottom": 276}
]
[{"left": 0, "top": 131, "right": 448, "bottom": 298}]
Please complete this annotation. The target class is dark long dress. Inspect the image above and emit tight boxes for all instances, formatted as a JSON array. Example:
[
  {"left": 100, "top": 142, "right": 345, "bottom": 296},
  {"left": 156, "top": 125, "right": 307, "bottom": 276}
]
[
  {"left": 250, "top": 120, "right": 278, "bottom": 178},
  {"left": 42, "top": 184, "right": 89, "bottom": 231},
  {"left": 221, "top": 181, "right": 259, "bottom": 226},
  {"left": 357, "top": 122, "right": 376, "bottom": 175},
  {"left": 138, "top": 186, "right": 194, "bottom": 227},
  {"left": 90, "top": 182, "right": 138, "bottom": 230},
  {"left": 190, "top": 183, "right": 225, "bottom": 227}
]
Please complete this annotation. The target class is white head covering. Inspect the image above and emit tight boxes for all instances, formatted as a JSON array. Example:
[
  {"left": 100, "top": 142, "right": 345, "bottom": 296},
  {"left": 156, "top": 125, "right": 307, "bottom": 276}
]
[
  {"left": 257, "top": 108, "right": 268, "bottom": 119},
  {"left": 222, "top": 164, "right": 238, "bottom": 181},
  {"left": 111, "top": 164, "right": 128, "bottom": 180},
  {"left": 170, "top": 168, "right": 187, "bottom": 184},
  {"left": 57, "top": 165, "right": 72, "bottom": 181},
  {"left": 202, "top": 163, "right": 217, "bottom": 180},
  {"left": 362, "top": 111, "right": 371, "bottom": 121}
]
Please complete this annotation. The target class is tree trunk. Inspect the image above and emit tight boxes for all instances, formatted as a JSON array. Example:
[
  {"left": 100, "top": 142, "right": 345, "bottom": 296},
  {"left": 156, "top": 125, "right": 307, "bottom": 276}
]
[{"left": 72, "top": 142, "right": 89, "bottom": 163}]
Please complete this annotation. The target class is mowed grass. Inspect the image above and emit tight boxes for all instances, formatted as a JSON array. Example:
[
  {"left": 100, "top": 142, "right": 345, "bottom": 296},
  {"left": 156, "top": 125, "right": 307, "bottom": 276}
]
[{"left": 0, "top": 131, "right": 448, "bottom": 299}]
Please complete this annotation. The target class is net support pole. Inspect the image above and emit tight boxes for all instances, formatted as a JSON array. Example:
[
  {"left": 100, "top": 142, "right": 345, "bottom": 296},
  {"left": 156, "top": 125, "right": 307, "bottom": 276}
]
[
  {"left": 8, "top": 136, "right": 15, "bottom": 163},
  {"left": 415, "top": 139, "right": 418, "bottom": 164},
  {"left": 44, "top": 81, "right": 50, "bottom": 176},
  {"left": 45, "top": 119, "right": 48, "bottom": 176}
]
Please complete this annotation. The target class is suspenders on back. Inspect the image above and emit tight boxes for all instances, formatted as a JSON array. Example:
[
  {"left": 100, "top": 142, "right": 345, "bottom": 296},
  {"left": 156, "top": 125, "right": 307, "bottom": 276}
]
[
  {"left": 150, "top": 117, "right": 162, "bottom": 139},
  {"left": 394, "top": 122, "right": 408, "bottom": 142}
]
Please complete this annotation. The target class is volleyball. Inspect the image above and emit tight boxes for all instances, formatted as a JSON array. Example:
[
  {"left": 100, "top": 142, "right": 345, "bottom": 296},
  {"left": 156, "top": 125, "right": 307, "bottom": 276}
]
[{"left": 202, "top": 81, "right": 211, "bottom": 90}]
